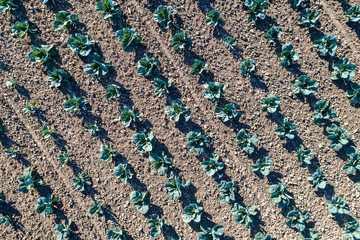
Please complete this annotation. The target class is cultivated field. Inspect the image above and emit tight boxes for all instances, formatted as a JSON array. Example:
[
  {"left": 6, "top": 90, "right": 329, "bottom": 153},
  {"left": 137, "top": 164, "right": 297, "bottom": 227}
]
[{"left": 0, "top": 0, "right": 360, "bottom": 239}]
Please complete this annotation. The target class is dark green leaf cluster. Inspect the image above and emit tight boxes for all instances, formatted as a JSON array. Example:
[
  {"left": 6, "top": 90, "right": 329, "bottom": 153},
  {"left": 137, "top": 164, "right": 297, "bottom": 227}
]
[
  {"left": 287, "top": 0, "right": 307, "bottom": 9},
  {"left": 186, "top": 129, "right": 210, "bottom": 154},
  {"left": 47, "top": 69, "right": 70, "bottom": 88},
  {"left": 67, "top": 33, "right": 95, "bottom": 57},
  {"left": 240, "top": 59, "right": 256, "bottom": 77},
  {"left": 295, "top": 144, "right": 313, "bottom": 164},
  {"left": 105, "top": 84, "right": 123, "bottom": 99},
  {"left": 251, "top": 156, "right": 272, "bottom": 176},
  {"left": 236, "top": 128, "right": 259, "bottom": 154},
  {"left": 313, "top": 34, "right": 341, "bottom": 57},
  {"left": 54, "top": 11, "right": 79, "bottom": 30},
  {"left": 86, "top": 121, "right": 100, "bottom": 136},
  {"left": 37, "top": 194, "right": 58, "bottom": 217},
  {"left": 260, "top": 94, "right": 280, "bottom": 113},
  {"left": 23, "top": 102, "right": 36, "bottom": 115},
  {"left": 307, "top": 167, "right": 327, "bottom": 189},
  {"left": 148, "top": 214, "right": 168, "bottom": 238},
  {"left": 346, "top": 82, "right": 360, "bottom": 105},
  {"left": 137, "top": 54, "right": 160, "bottom": 78},
  {"left": 54, "top": 219, "right": 72, "bottom": 240},
  {"left": 89, "top": 200, "right": 105, "bottom": 217},
  {"left": 18, "top": 167, "right": 43, "bottom": 193},
  {"left": 269, "top": 182, "right": 293, "bottom": 208},
  {"left": 244, "top": 0, "right": 269, "bottom": 22},
  {"left": 330, "top": 58, "right": 356, "bottom": 82},
  {"left": 130, "top": 191, "right": 150, "bottom": 214},
  {"left": 291, "top": 75, "right": 318, "bottom": 96},
  {"left": 313, "top": 100, "right": 337, "bottom": 125},
  {"left": 223, "top": 36, "right": 237, "bottom": 50},
  {"left": 344, "top": 5, "right": 360, "bottom": 22},
  {"left": 170, "top": 30, "right": 192, "bottom": 53},
  {"left": 325, "top": 196, "right": 350, "bottom": 216},
  {"left": 113, "top": 160, "right": 134, "bottom": 184},
  {"left": 326, "top": 123, "right": 350, "bottom": 150},
  {"left": 275, "top": 116, "right": 297, "bottom": 140},
  {"left": 344, "top": 218, "right": 360, "bottom": 240},
  {"left": 201, "top": 153, "right": 224, "bottom": 180},
  {"left": 73, "top": 171, "right": 90, "bottom": 192},
  {"left": 198, "top": 223, "right": 224, "bottom": 240},
  {"left": 165, "top": 172, "right": 190, "bottom": 200},
  {"left": 203, "top": 81, "right": 225, "bottom": 104},
  {"left": 28, "top": 45, "right": 56, "bottom": 67},
  {"left": 280, "top": 43, "right": 299, "bottom": 67},
  {"left": 165, "top": 99, "right": 191, "bottom": 122},
  {"left": 285, "top": 206, "right": 309, "bottom": 231},
  {"left": 153, "top": 5, "right": 177, "bottom": 29},
  {"left": 132, "top": 129, "right": 157, "bottom": 152},
  {"left": 264, "top": 26, "right": 282, "bottom": 45},
  {"left": 41, "top": 0, "right": 58, "bottom": 5},
  {"left": 205, "top": 9, "right": 224, "bottom": 27},
  {"left": 120, "top": 106, "right": 142, "bottom": 128},
  {"left": 58, "top": 152, "right": 70, "bottom": 167},
  {"left": 5, "top": 146, "right": 18, "bottom": 158},
  {"left": 64, "top": 94, "right": 88, "bottom": 114},
  {"left": 0, "top": 215, "right": 11, "bottom": 226},
  {"left": 299, "top": 228, "right": 323, "bottom": 240},
  {"left": 107, "top": 226, "right": 128, "bottom": 240},
  {"left": 84, "top": 53, "right": 111, "bottom": 79},
  {"left": 182, "top": 201, "right": 203, "bottom": 223},
  {"left": 217, "top": 180, "right": 236, "bottom": 204},
  {"left": 231, "top": 203, "right": 257, "bottom": 228},
  {"left": 42, "top": 125, "right": 56, "bottom": 139},
  {"left": 95, "top": 0, "right": 122, "bottom": 24},
  {"left": 154, "top": 78, "right": 171, "bottom": 97},
  {"left": 149, "top": 151, "right": 172, "bottom": 175},
  {"left": 297, "top": 9, "right": 320, "bottom": 29},
  {"left": 12, "top": 19, "right": 38, "bottom": 39},
  {"left": 0, "top": 0, "right": 18, "bottom": 15},
  {"left": 115, "top": 28, "right": 142, "bottom": 52},
  {"left": 344, "top": 146, "right": 360, "bottom": 174},
  {"left": 191, "top": 59, "right": 208, "bottom": 75},
  {"left": 100, "top": 142, "right": 118, "bottom": 162},
  {"left": 215, "top": 103, "right": 241, "bottom": 123}
]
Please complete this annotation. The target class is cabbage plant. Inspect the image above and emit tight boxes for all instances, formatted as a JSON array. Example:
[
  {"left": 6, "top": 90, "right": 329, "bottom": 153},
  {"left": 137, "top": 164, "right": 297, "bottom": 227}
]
[
  {"left": 95, "top": 0, "right": 122, "bottom": 24},
  {"left": 307, "top": 167, "right": 327, "bottom": 189},
  {"left": 149, "top": 151, "right": 172, "bottom": 175},
  {"left": 42, "top": 125, "right": 56, "bottom": 139},
  {"left": 130, "top": 191, "right": 150, "bottom": 214},
  {"left": 137, "top": 54, "right": 160, "bottom": 78},
  {"left": 205, "top": 9, "right": 223, "bottom": 27},
  {"left": 269, "top": 182, "right": 293, "bottom": 208},
  {"left": 37, "top": 194, "right": 58, "bottom": 217},
  {"left": 12, "top": 19, "right": 38, "bottom": 39},
  {"left": 107, "top": 226, "right": 128, "bottom": 240},
  {"left": 299, "top": 228, "right": 322, "bottom": 240},
  {"left": 0, "top": 215, "right": 10, "bottom": 226},
  {"left": 325, "top": 196, "right": 350, "bottom": 216},
  {"left": 28, "top": 45, "right": 56, "bottom": 66},
  {"left": 153, "top": 5, "right": 177, "bottom": 29},
  {"left": 73, "top": 171, "right": 90, "bottom": 192},
  {"left": 0, "top": 0, "right": 18, "bottom": 15},
  {"left": 198, "top": 224, "right": 224, "bottom": 240},
  {"left": 260, "top": 94, "right": 280, "bottom": 113},
  {"left": 186, "top": 129, "right": 210, "bottom": 154},
  {"left": 231, "top": 203, "right": 257, "bottom": 228},
  {"left": 67, "top": 33, "right": 95, "bottom": 57},
  {"left": 54, "top": 11, "right": 79, "bottom": 30},
  {"left": 313, "top": 100, "right": 337, "bottom": 125},
  {"left": 255, "top": 232, "right": 273, "bottom": 240},
  {"left": 165, "top": 172, "right": 190, "bottom": 200},
  {"left": 313, "top": 34, "right": 340, "bottom": 57},
  {"left": 148, "top": 214, "right": 168, "bottom": 238},
  {"left": 343, "top": 146, "right": 360, "bottom": 174},
  {"left": 236, "top": 128, "right": 258, "bottom": 154},
  {"left": 326, "top": 123, "right": 350, "bottom": 150},
  {"left": 23, "top": 102, "right": 36, "bottom": 115},
  {"left": 54, "top": 219, "right": 72, "bottom": 240},
  {"left": 115, "top": 28, "right": 142, "bottom": 52},
  {"left": 251, "top": 156, "right": 272, "bottom": 176},
  {"left": 5, "top": 146, "right": 18, "bottom": 158},
  {"left": 171, "top": 30, "right": 192, "bottom": 53},
  {"left": 285, "top": 207, "right": 309, "bottom": 232},
  {"left": 114, "top": 161, "right": 134, "bottom": 184},
  {"left": 64, "top": 95, "right": 88, "bottom": 114},
  {"left": 99, "top": 142, "right": 118, "bottom": 162},
  {"left": 191, "top": 59, "right": 208, "bottom": 75},
  {"left": 120, "top": 106, "right": 142, "bottom": 128},
  {"left": 47, "top": 69, "right": 70, "bottom": 88},
  {"left": 275, "top": 116, "right": 297, "bottom": 140},
  {"left": 132, "top": 129, "right": 157, "bottom": 152},
  {"left": 279, "top": 43, "right": 299, "bottom": 67},
  {"left": 215, "top": 103, "right": 241, "bottom": 122},
  {"left": 287, "top": 0, "right": 307, "bottom": 9},
  {"left": 330, "top": 58, "right": 356, "bottom": 82},
  {"left": 89, "top": 200, "right": 105, "bottom": 217},
  {"left": 240, "top": 59, "right": 256, "bottom": 77},
  {"left": 84, "top": 53, "right": 111, "bottom": 79},
  {"left": 217, "top": 180, "right": 236, "bottom": 204},
  {"left": 201, "top": 153, "right": 224, "bottom": 180},
  {"left": 86, "top": 121, "right": 100, "bottom": 136},
  {"left": 105, "top": 84, "right": 123, "bottom": 99},
  {"left": 223, "top": 36, "right": 237, "bottom": 50},
  {"left": 291, "top": 75, "right": 318, "bottom": 96},
  {"left": 295, "top": 144, "right": 313, "bottom": 164},
  {"left": 182, "top": 201, "right": 203, "bottom": 223},
  {"left": 344, "top": 5, "right": 360, "bottom": 22},
  {"left": 264, "top": 26, "right": 282, "bottom": 45},
  {"left": 344, "top": 218, "right": 360, "bottom": 240},
  {"left": 165, "top": 99, "right": 191, "bottom": 122},
  {"left": 154, "top": 78, "right": 171, "bottom": 97},
  {"left": 244, "top": 0, "right": 269, "bottom": 22},
  {"left": 58, "top": 152, "right": 70, "bottom": 167},
  {"left": 203, "top": 81, "right": 225, "bottom": 104},
  {"left": 297, "top": 9, "right": 320, "bottom": 29},
  {"left": 18, "top": 167, "right": 43, "bottom": 193}
]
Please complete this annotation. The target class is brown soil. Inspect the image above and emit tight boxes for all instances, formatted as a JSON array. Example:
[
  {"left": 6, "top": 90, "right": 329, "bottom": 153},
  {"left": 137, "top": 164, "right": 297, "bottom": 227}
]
[{"left": 0, "top": 0, "right": 360, "bottom": 239}]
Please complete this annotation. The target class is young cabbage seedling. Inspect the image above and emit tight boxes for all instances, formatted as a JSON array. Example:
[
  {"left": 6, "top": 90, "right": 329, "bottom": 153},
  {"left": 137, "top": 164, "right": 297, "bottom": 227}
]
[
  {"left": 231, "top": 203, "right": 257, "bottom": 228},
  {"left": 170, "top": 30, "right": 192, "bottom": 53},
  {"left": 217, "top": 180, "right": 236, "bottom": 204},
  {"left": 313, "top": 34, "right": 341, "bottom": 57},
  {"left": 95, "top": 0, "right": 122, "bottom": 24},
  {"left": 165, "top": 171, "right": 190, "bottom": 200},
  {"left": 115, "top": 28, "right": 143, "bottom": 52},
  {"left": 54, "top": 11, "right": 79, "bottom": 30},
  {"left": 165, "top": 99, "right": 191, "bottom": 122},
  {"left": 130, "top": 191, "right": 150, "bottom": 214},
  {"left": 132, "top": 129, "right": 157, "bottom": 152},
  {"left": 201, "top": 153, "right": 225, "bottom": 180},
  {"left": 186, "top": 129, "right": 210, "bottom": 154},
  {"left": 67, "top": 33, "right": 95, "bottom": 57},
  {"left": 244, "top": 0, "right": 270, "bottom": 22},
  {"left": 12, "top": 19, "right": 38, "bottom": 39},
  {"left": 205, "top": 9, "right": 224, "bottom": 27},
  {"left": 182, "top": 201, "right": 203, "bottom": 223},
  {"left": 54, "top": 219, "right": 72, "bottom": 240},
  {"left": 153, "top": 5, "right": 177, "bottom": 29},
  {"left": 236, "top": 128, "right": 259, "bottom": 155},
  {"left": 113, "top": 160, "right": 134, "bottom": 184},
  {"left": 147, "top": 214, "right": 169, "bottom": 238},
  {"left": 37, "top": 194, "right": 59, "bottom": 217},
  {"left": 264, "top": 26, "right": 282, "bottom": 45},
  {"left": 18, "top": 167, "right": 43, "bottom": 193}
]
